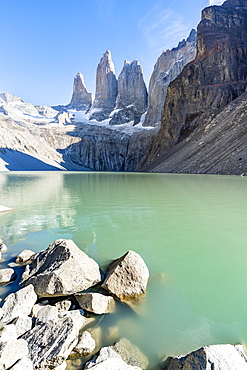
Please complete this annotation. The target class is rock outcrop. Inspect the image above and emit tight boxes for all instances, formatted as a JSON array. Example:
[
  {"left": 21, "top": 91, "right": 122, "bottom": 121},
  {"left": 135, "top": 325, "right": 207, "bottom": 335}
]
[
  {"left": 164, "top": 344, "right": 247, "bottom": 369},
  {"left": 68, "top": 72, "right": 93, "bottom": 111},
  {"left": 143, "top": 29, "right": 197, "bottom": 127},
  {"left": 89, "top": 50, "right": 118, "bottom": 121},
  {"left": 102, "top": 250, "right": 149, "bottom": 300},
  {"left": 139, "top": 0, "right": 247, "bottom": 170},
  {"left": 20, "top": 239, "right": 102, "bottom": 297},
  {"left": 109, "top": 60, "right": 148, "bottom": 126}
]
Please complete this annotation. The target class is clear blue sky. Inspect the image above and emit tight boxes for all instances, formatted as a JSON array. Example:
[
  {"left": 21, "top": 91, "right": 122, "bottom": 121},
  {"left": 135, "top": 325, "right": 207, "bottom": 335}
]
[{"left": 0, "top": 0, "right": 224, "bottom": 106}]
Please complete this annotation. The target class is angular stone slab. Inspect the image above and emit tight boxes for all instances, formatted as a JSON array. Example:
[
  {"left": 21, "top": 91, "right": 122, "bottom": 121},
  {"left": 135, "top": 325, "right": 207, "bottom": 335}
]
[
  {"left": 102, "top": 250, "right": 149, "bottom": 300},
  {"left": 23, "top": 316, "right": 79, "bottom": 368},
  {"left": 0, "top": 339, "right": 28, "bottom": 369},
  {"left": 0, "top": 268, "right": 16, "bottom": 284},
  {"left": 16, "top": 250, "right": 35, "bottom": 264},
  {"left": 72, "top": 331, "right": 96, "bottom": 356},
  {"left": 1, "top": 284, "right": 37, "bottom": 324},
  {"left": 20, "top": 239, "right": 102, "bottom": 297},
  {"left": 75, "top": 292, "right": 115, "bottom": 314},
  {"left": 164, "top": 344, "right": 247, "bottom": 369},
  {"left": 112, "top": 338, "right": 149, "bottom": 369}
]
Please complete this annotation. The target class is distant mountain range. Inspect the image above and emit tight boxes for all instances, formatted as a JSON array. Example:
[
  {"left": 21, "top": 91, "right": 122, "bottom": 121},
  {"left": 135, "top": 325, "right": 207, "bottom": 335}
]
[{"left": 1, "top": 0, "right": 247, "bottom": 174}]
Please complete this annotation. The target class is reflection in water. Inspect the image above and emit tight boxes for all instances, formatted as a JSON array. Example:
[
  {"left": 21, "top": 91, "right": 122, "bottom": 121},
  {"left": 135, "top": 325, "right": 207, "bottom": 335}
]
[{"left": 1, "top": 172, "right": 247, "bottom": 368}]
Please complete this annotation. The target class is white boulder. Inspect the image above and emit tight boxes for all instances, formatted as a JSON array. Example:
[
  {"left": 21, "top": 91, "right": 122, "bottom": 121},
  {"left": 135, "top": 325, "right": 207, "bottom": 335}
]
[{"left": 75, "top": 292, "right": 115, "bottom": 314}]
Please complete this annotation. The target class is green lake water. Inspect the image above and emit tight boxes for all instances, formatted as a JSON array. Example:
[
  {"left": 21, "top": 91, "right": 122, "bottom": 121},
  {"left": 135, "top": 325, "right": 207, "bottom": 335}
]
[{"left": 1, "top": 171, "right": 247, "bottom": 368}]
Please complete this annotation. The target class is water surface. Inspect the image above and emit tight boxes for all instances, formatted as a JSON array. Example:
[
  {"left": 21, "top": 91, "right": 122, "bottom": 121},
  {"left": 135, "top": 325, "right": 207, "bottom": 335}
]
[{"left": 1, "top": 172, "right": 247, "bottom": 368}]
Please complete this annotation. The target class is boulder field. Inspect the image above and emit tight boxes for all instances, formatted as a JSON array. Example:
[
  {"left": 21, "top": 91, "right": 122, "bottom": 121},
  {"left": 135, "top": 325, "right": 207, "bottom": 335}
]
[{"left": 0, "top": 238, "right": 246, "bottom": 369}]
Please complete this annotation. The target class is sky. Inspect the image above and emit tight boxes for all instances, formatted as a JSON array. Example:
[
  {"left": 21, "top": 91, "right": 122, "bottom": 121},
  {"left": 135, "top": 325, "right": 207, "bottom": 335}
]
[{"left": 0, "top": 0, "right": 224, "bottom": 106}]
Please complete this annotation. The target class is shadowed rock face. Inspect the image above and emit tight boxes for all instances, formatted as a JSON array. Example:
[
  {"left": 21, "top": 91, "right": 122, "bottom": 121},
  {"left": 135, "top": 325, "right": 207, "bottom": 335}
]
[
  {"left": 89, "top": 50, "right": 118, "bottom": 121},
  {"left": 139, "top": 0, "right": 247, "bottom": 169},
  {"left": 109, "top": 60, "right": 148, "bottom": 126},
  {"left": 68, "top": 72, "right": 92, "bottom": 111},
  {"left": 143, "top": 29, "right": 197, "bottom": 127}
]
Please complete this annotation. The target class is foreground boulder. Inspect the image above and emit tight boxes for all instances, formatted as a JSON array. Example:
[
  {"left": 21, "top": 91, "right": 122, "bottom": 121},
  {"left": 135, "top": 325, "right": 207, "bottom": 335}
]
[
  {"left": 164, "top": 344, "right": 247, "bottom": 369},
  {"left": 20, "top": 239, "right": 102, "bottom": 297},
  {"left": 22, "top": 316, "right": 79, "bottom": 369},
  {"left": 112, "top": 338, "right": 149, "bottom": 369},
  {"left": 1, "top": 284, "right": 37, "bottom": 324},
  {"left": 85, "top": 346, "right": 142, "bottom": 370},
  {"left": 102, "top": 251, "right": 149, "bottom": 300},
  {"left": 75, "top": 292, "right": 115, "bottom": 314},
  {"left": 0, "top": 339, "right": 29, "bottom": 369}
]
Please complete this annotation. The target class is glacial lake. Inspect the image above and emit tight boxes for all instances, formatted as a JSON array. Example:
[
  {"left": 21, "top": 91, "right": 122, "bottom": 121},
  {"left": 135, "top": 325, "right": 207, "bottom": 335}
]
[{"left": 1, "top": 171, "right": 247, "bottom": 368}]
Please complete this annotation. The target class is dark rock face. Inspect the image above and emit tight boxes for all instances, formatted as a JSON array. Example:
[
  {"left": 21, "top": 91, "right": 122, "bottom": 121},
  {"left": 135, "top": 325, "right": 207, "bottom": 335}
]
[
  {"left": 109, "top": 60, "right": 148, "bottom": 126},
  {"left": 139, "top": 1, "right": 247, "bottom": 169},
  {"left": 68, "top": 72, "right": 92, "bottom": 111},
  {"left": 89, "top": 50, "right": 118, "bottom": 121},
  {"left": 143, "top": 29, "right": 197, "bottom": 127}
]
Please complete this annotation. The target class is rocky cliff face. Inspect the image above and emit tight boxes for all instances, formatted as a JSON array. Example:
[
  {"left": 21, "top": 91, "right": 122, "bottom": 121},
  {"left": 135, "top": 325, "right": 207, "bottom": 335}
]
[
  {"left": 139, "top": 0, "right": 247, "bottom": 170},
  {"left": 143, "top": 30, "right": 197, "bottom": 127},
  {"left": 67, "top": 72, "right": 93, "bottom": 111},
  {"left": 109, "top": 60, "right": 148, "bottom": 126},
  {"left": 89, "top": 50, "right": 118, "bottom": 121}
]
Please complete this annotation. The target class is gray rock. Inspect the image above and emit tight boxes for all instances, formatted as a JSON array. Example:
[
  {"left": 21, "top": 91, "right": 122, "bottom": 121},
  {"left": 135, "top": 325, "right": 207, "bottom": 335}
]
[
  {"left": 89, "top": 50, "right": 118, "bottom": 121},
  {"left": 20, "top": 239, "right": 102, "bottom": 298},
  {"left": 22, "top": 316, "right": 80, "bottom": 369},
  {"left": 55, "top": 111, "right": 74, "bottom": 125},
  {"left": 1, "top": 285, "right": 37, "bottom": 324},
  {"left": 58, "top": 309, "right": 86, "bottom": 331},
  {"left": 75, "top": 293, "right": 115, "bottom": 314},
  {"left": 72, "top": 331, "right": 96, "bottom": 356},
  {"left": 12, "top": 315, "right": 33, "bottom": 337},
  {"left": 164, "top": 344, "right": 247, "bottom": 369},
  {"left": 0, "top": 324, "right": 17, "bottom": 342},
  {"left": 0, "top": 240, "right": 7, "bottom": 253},
  {"left": 112, "top": 338, "right": 149, "bottom": 369},
  {"left": 0, "top": 268, "right": 16, "bottom": 284},
  {"left": 54, "top": 299, "right": 71, "bottom": 312},
  {"left": 11, "top": 357, "right": 34, "bottom": 370},
  {"left": 143, "top": 29, "right": 197, "bottom": 127},
  {"left": 0, "top": 339, "right": 29, "bottom": 369},
  {"left": 31, "top": 303, "right": 47, "bottom": 318},
  {"left": 36, "top": 305, "right": 58, "bottom": 324},
  {"left": 85, "top": 346, "right": 142, "bottom": 369},
  {"left": 16, "top": 250, "right": 35, "bottom": 264},
  {"left": 102, "top": 250, "right": 149, "bottom": 300},
  {"left": 109, "top": 60, "right": 148, "bottom": 126},
  {"left": 68, "top": 72, "right": 93, "bottom": 111}
]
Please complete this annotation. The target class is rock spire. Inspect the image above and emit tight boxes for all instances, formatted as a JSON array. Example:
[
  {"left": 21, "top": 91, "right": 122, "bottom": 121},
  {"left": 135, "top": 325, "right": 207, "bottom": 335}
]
[
  {"left": 143, "top": 29, "right": 197, "bottom": 127},
  {"left": 109, "top": 60, "right": 148, "bottom": 126},
  {"left": 89, "top": 50, "right": 118, "bottom": 121},
  {"left": 68, "top": 72, "right": 92, "bottom": 111}
]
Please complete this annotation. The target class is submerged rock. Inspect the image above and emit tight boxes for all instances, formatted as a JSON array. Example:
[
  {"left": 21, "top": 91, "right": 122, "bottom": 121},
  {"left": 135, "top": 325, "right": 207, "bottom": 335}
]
[
  {"left": 20, "top": 239, "right": 102, "bottom": 297},
  {"left": 112, "top": 338, "right": 149, "bottom": 369},
  {"left": 102, "top": 250, "right": 149, "bottom": 300},
  {"left": 75, "top": 292, "right": 115, "bottom": 314},
  {"left": 164, "top": 344, "right": 247, "bottom": 369}
]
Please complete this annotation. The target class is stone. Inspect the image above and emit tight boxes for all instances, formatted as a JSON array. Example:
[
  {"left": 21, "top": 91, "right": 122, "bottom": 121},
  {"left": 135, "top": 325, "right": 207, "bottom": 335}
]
[
  {"left": 84, "top": 346, "right": 142, "bottom": 369},
  {"left": 164, "top": 344, "right": 247, "bottom": 369},
  {"left": 11, "top": 357, "right": 34, "bottom": 370},
  {"left": 22, "top": 316, "right": 80, "bottom": 369},
  {"left": 35, "top": 105, "right": 57, "bottom": 119},
  {"left": 58, "top": 309, "right": 86, "bottom": 331},
  {"left": 75, "top": 293, "right": 115, "bottom": 314},
  {"left": 109, "top": 60, "right": 148, "bottom": 126},
  {"left": 31, "top": 303, "right": 47, "bottom": 318},
  {"left": 0, "top": 339, "right": 29, "bottom": 369},
  {"left": 72, "top": 331, "right": 96, "bottom": 356},
  {"left": 0, "top": 240, "right": 7, "bottom": 253},
  {"left": 36, "top": 305, "right": 58, "bottom": 324},
  {"left": 55, "top": 111, "right": 74, "bottom": 125},
  {"left": 89, "top": 50, "right": 118, "bottom": 121},
  {"left": 112, "top": 338, "right": 149, "bottom": 369},
  {"left": 0, "top": 324, "right": 17, "bottom": 342},
  {"left": 16, "top": 250, "right": 35, "bottom": 264},
  {"left": 0, "top": 268, "right": 16, "bottom": 284},
  {"left": 54, "top": 362, "right": 67, "bottom": 370},
  {"left": 12, "top": 315, "right": 33, "bottom": 337},
  {"left": 54, "top": 299, "right": 71, "bottom": 312},
  {"left": 143, "top": 29, "right": 197, "bottom": 127},
  {"left": 1, "top": 284, "right": 37, "bottom": 324},
  {"left": 102, "top": 251, "right": 149, "bottom": 300},
  {"left": 20, "top": 239, "right": 102, "bottom": 297},
  {"left": 68, "top": 72, "right": 93, "bottom": 111}
]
